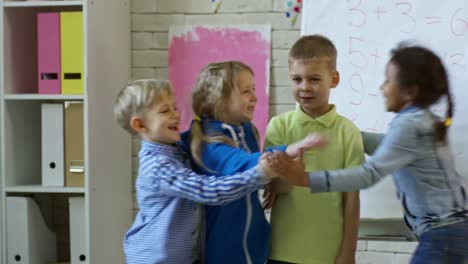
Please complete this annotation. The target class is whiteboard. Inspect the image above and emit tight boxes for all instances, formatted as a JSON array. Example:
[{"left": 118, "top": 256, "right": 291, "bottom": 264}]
[{"left": 302, "top": 0, "right": 468, "bottom": 219}]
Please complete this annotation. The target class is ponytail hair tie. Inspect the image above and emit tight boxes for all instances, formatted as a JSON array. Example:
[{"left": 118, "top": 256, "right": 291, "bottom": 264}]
[
  {"left": 194, "top": 115, "right": 202, "bottom": 122},
  {"left": 444, "top": 118, "right": 452, "bottom": 127}
]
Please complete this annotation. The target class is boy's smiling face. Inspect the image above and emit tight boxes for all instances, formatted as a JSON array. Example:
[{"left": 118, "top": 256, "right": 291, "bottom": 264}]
[
  {"left": 139, "top": 90, "right": 181, "bottom": 144},
  {"left": 289, "top": 57, "right": 339, "bottom": 118}
]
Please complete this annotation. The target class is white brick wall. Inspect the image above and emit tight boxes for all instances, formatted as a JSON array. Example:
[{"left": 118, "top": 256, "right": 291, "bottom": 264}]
[
  {"left": 367, "top": 241, "right": 418, "bottom": 254},
  {"left": 132, "top": 32, "right": 168, "bottom": 49},
  {"left": 356, "top": 240, "right": 417, "bottom": 264},
  {"left": 357, "top": 251, "right": 395, "bottom": 264},
  {"left": 132, "top": 50, "right": 168, "bottom": 67},
  {"left": 129, "top": 0, "right": 419, "bottom": 261},
  {"left": 395, "top": 253, "right": 413, "bottom": 264},
  {"left": 132, "top": 14, "right": 185, "bottom": 31},
  {"left": 130, "top": 0, "right": 299, "bottom": 118},
  {"left": 130, "top": 0, "right": 299, "bottom": 215}
]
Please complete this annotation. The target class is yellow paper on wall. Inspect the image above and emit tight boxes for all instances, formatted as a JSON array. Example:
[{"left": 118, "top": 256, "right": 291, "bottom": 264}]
[{"left": 60, "top": 12, "right": 83, "bottom": 94}]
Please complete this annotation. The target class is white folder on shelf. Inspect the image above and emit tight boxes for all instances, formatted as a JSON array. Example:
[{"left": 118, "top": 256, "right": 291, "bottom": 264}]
[
  {"left": 42, "top": 103, "right": 65, "bottom": 186},
  {"left": 69, "top": 197, "right": 87, "bottom": 263},
  {"left": 6, "top": 197, "right": 56, "bottom": 264}
]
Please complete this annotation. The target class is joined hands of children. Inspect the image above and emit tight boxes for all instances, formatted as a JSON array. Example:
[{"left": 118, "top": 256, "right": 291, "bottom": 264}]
[
  {"left": 266, "top": 150, "right": 309, "bottom": 187},
  {"left": 262, "top": 133, "right": 327, "bottom": 209},
  {"left": 258, "top": 157, "right": 278, "bottom": 181}
]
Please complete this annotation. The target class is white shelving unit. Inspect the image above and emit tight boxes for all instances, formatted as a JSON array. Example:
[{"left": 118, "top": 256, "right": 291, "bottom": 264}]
[
  {"left": 5, "top": 185, "right": 85, "bottom": 193},
  {"left": 0, "top": 0, "right": 132, "bottom": 263},
  {"left": 4, "top": 94, "right": 84, "bottom": 100}
]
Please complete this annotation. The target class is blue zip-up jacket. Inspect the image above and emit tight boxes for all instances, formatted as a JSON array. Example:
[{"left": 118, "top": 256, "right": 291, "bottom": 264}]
[
  {"left": 309, "top": 106, "right": 468, "bottom": 237},
  {"left": 182, "top": 120, "right": 286, "bottom": 264}
]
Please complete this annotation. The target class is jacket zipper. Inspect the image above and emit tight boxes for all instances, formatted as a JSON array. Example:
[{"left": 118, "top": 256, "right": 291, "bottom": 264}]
[
  {"left": 239, "top": 126, "right": 252, "bottom": 264},
  {"left": 221, "top": 124, "right": 253, "bottom": 264}
]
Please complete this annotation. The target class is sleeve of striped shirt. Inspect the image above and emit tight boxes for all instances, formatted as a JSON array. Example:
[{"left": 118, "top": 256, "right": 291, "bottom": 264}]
[{"left": 154, "top": 159, "right": 268, "bottom": 205}]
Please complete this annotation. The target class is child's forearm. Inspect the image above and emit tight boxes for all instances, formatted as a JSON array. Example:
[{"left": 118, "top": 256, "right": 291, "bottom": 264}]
[
  {"left": 156, "top": 159, "right": 269, "bottom": 205},
  {"left": 339, "top": 192, "right": 360, "bottom": 259},
  {"left": 207, "top": 143, "right": 281, "bottom": 172}
]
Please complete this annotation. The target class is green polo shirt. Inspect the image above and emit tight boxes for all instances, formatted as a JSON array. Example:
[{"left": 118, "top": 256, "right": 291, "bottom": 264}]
[{"left": 265, "top": 105, "right": 364, "bottom": 264}]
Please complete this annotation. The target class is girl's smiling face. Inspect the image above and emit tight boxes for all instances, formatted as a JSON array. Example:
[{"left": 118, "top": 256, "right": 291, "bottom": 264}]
[
  {"left": 223, "top": 70, "right": 257, "bottom": 125},
  {"left": 381, "top": 61, "right": 414, "bottom": 113}
]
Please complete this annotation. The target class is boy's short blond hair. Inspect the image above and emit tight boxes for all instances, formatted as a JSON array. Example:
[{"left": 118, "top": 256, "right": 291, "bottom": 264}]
[
  {"left": 114, "top": 79, "right": 172, "bottom": 135},
  {"left": 289, "top": 34, "right": 337, "bottom": 70}
]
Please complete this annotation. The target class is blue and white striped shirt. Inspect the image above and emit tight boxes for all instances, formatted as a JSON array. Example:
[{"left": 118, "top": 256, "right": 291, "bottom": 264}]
[{"left": 124, "top": 140, "right": 268, "bottom": 264}]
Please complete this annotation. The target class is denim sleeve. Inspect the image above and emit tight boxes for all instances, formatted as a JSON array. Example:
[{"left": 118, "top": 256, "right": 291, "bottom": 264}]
[
  {"left": 309, "top": 116, "right": 418, "bottom": 193},
  {"left": 361, "top": 131, "right": 385, "bottom": 155},
  {"left": 345, "top": 127, "right": 365, "bottom": 168}
]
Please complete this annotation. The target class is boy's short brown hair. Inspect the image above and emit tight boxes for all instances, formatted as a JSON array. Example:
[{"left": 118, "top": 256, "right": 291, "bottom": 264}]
[{"left": 289, "top": 34, "right": 337, "bottom": 70}]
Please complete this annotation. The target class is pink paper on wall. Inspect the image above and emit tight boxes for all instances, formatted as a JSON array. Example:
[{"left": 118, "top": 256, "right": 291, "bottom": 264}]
[{"left": 168, "top": 25, "right": 271, "bottom": 144}]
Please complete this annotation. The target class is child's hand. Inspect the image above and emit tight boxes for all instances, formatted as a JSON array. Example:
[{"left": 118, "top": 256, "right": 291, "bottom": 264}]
[
  {"left": 259, "top": 153, "right": 278, "bottom": 180},
  {"left": 266, "top": 151, "right": 309, "bottom": 187},
  {"left": 262, "top": 178, "right": 293, "bottom": 209},
  {"left": 271, "top": 177, "right": 293, "bottom": 193},
  {"left": 285, "top": 133, "right": 327, "bottom": 157},
  {"left": 262, "top": 187, "right": 277, "bottom": 209}
]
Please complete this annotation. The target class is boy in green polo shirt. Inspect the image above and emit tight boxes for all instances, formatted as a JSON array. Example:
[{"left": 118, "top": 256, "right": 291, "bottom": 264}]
[{"left": 264, "top": 35, "right": 364, "bottom": 264}]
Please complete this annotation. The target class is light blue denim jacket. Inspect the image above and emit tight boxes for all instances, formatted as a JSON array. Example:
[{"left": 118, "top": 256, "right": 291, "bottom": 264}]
[{"left": 309, "top": 106, "right": 468, "bottom": 237}]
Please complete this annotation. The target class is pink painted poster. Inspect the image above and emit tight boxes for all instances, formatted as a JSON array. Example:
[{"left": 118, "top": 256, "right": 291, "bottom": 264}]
[{"left": 168, "top": 25, "right": 271, "bottom": 143}]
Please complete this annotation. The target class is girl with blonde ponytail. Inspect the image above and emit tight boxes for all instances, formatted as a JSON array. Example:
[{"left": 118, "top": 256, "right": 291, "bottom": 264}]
[{"left": 181, "top": 61, "right": 326, "bottom": 264}]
